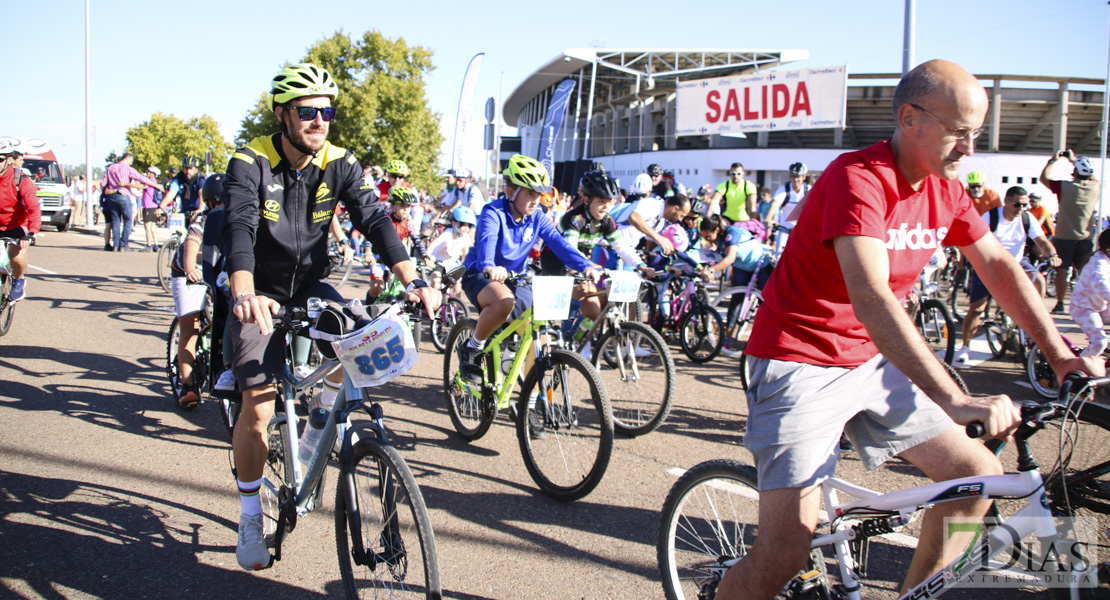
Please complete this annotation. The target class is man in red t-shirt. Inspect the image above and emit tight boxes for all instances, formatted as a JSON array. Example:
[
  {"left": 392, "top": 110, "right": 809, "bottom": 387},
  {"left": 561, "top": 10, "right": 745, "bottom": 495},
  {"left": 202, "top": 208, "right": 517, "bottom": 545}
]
[
  {"left": 719, "top": 60, "right": 1103, "bottom": 599},
  {"left": 0, "top": 140, "right": 41, "bottom": 302}
]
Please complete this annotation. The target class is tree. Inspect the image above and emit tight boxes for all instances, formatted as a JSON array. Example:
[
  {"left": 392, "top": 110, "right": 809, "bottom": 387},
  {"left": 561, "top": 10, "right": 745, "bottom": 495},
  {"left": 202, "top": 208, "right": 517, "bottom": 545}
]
[
  {"left": 124, "top": 113, "right": 233, "bottom": 176},
  {"left": 236, "top": 30, "right": 444, "bottom": 191}
]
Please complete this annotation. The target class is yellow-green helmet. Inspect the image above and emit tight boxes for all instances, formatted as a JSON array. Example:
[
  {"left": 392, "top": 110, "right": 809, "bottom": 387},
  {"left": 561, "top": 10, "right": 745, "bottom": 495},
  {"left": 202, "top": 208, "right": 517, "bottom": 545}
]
[
  {"left": 504, "top": 154, "right": 552, "bottom": 194},
  {"left": 267, "top": 63, "right": 339, "bottom": 111},
  {"left": 386, "top": 159, "right": 410, "bottom": 177},
  {"left": 966, "top": 170, "right": 986, "bottom": 186},
  {"left": 389, "top": 185, "right": 419, "bottom": 205}
]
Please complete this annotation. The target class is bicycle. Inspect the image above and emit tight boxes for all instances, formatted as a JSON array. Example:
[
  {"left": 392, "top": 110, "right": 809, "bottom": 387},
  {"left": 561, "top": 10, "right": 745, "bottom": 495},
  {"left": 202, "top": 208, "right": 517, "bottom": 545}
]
[
  {"left": 1027, "top": 335, "right": 1110, "bottom": 400},
  {"left": 708, "top": 252, "right": 773, "bottom": 354},
  {"left": 658, "top": 373, "right": 1110, "bottom": 599},
  {"left": 644, "top": 262, "right": 725, "bottom": 363},
  {"left": 157, "top": 224, "right": 186, "bottom": 293},
  {"left": 256, "top": 299, "right": 440, "bottom": 598},
  {"left": 328, "top": 237, "right": 355, "bottom": 289},
  {"left": 567, "top": 270, "right": 676, "bottom": 437},
  {"left": 983, "top": 306, "right": 1030, "bottom": 364},
  {"left": 427, "top": 264, "right": 470, "bottom": 353},
  {"left": 443, "top": 271, "right": 614, "bottom": 502},
  {"left": 909, "top": 264, "right": 958, "bottom": 365},
  {"left": 0, "top": 228, "right": 31, "bottom": 337}
]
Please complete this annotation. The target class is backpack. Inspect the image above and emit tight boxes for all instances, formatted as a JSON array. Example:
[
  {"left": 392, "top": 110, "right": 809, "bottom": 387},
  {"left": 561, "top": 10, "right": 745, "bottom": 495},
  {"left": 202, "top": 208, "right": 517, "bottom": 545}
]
[
  {"left": 988, "top": 206, "right": 1036, "bottom": 257},
  {"left": 734, "top": 218, "right": 768, "bottom": 243},
  {"left": 721, "top": 178, "right": 756, "bottom": 219}
]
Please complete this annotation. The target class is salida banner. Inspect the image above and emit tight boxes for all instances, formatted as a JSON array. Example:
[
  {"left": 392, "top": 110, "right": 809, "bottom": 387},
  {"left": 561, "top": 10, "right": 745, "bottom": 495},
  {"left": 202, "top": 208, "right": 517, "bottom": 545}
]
[{"left": 676, "top": 66, "right": 847, "bottom": 136}]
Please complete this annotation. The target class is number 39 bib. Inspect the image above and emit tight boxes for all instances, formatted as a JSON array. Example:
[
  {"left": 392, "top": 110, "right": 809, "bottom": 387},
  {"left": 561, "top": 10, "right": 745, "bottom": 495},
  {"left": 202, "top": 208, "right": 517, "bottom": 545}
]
[{"left": 332, "top": 305, "right": 418, "bottom": 388}]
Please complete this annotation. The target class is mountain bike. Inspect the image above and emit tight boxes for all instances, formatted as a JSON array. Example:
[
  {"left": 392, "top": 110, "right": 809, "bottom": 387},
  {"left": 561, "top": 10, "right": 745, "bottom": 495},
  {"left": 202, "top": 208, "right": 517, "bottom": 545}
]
[
  {"left": 0, "top": 229, "right": 32, "bottom": 337},
  {"left": 166, "top": 288, "right": 214, "bottom": 409},
  {"left": 443, "top": 272, "right": 614, "bottom": 502},
  {"left": 659, "top": 373, "right": 1110, "bottom": 599},
  {"left": 566, "top": 270, "right": 676, "bottom": 437},
  {"left": 428, "top": 264, "right": 470, "bottom": 353},
  {"left": 1027, "top": 334, "right": 1110, "bottom": 400},
  {"left": 157, "top": 225, "right": 185, "bottom": 293},
  {"left": 910, "top": 264, "right": 957, "bottom": 365},
  {"left": 644, "top": 264, "right": 724, "bottom": 363},
  {"left": 983, "top": 306, "right": 1029, "bottom": 364},
  {"left": 256, "top": 300, "right": 440, "bottom": 598}
]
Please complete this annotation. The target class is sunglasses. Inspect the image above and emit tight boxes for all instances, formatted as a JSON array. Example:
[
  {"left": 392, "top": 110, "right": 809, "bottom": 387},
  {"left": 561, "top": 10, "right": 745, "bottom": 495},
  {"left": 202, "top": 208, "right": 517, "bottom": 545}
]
[
  {"left": 1012, "top": 203, "right": 1030, "bottom": 209},
  {"left": 289, "top": 105, "right": 337, "bottom": 122}
]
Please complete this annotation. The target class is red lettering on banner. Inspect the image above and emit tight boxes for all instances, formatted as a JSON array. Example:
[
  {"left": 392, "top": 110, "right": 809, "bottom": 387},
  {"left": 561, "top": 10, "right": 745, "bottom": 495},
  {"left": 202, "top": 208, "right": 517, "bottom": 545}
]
[
  {"left": 705, "top": 90, "right": 721, "bottom": 123},
  {"left": 743, "top": 88, "right": 759, "bottom": 120},
  {"left": 761, "top": 85, "right": 768, "bottom": 119},
  {"left": 772, "top": 84, "right": 790, "bottom": 118},
  {"left": 793, "top": 81, "right": 812, "bottom": 117},
  {"left": 724, "top": 89, "right": 742, "bottom": 121}
]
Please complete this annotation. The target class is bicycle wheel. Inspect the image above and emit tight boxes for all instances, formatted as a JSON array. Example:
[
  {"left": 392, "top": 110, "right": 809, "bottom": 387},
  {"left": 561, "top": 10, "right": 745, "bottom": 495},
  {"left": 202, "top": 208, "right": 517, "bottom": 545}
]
[
  {"left": 335, "top": 437, "right": 441, "bottom": 599},
  {"left": 336, "top": 259, "right": 353, "bottom": 289},
  {"left": 1045, "top": 265, "right": 1058, "bottom": 298},
  {"left": 261, "top": 412, "right": 294, "bottom": 550},
  {"left": 679, "top": 305, "right": 724, "bottom": 363},
  {"left": 157, "top": 239, "right": 177, "bottom": 293},
  {"left": 442, "top": 319, "right": 495, "bottom": 440},
  {"left": 166, "top": 317, "right": 181, "bottom": 389},
  {"left": 517, "top": 348, "right": 613, "bottom": 502},
  {"left": 593, "top": 321, "right": 676, "bottom": 437},
  {"left": 430, "top": 298, "right": 468, "bottom": 354},
  {"left": 1027, "top": 343, "right": 1058, "bottom": 399},
  {"left": 984, "top": 321, "right": 1007, "bottom": 359},
  {"left": 659, "top": 460, "right": 765, "bottom": 600},
  {"left": 0, "top": 272, "right": 14, "bottom": 336},
  {"left": 917, "top": 299, "right": 956, "bottom": 365}
]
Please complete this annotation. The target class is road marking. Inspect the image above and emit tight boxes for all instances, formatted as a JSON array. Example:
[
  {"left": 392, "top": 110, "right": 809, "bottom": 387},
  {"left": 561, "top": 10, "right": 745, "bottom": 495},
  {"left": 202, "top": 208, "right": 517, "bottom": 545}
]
[
  {"left": 154, "top": 307, "right": 175, "bottom": 314},
  {"left": 28, "top": 264, "right": 58, "bottom": 275},
  {"left": 952, "top": 335, "right": 992, "bottom": 369},
  {"left": 67, "top": 232, "right": 104, "bottom": 242}
]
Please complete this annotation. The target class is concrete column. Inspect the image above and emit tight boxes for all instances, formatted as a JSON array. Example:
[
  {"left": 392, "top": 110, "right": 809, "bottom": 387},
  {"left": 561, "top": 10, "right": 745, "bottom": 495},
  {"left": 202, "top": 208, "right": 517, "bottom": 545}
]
[
  {"left": 1057, "top": 82, "right": 1070, "bottom": 152},
  {"left": 990, "top": 79, "right": 1001, "bottom": 153}
]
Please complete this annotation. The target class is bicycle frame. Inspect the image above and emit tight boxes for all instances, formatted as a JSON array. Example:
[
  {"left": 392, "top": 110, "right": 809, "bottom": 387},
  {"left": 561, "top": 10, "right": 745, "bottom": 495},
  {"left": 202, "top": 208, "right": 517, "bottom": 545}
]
[{"left": 475, "top": 306, "right": 547, "bottom": 411}]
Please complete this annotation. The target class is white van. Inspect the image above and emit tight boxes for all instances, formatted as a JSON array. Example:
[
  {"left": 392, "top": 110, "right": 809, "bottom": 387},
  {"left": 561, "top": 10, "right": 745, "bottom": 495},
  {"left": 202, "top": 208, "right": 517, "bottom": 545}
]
[{"left": 5, "top": 138, "right": 70, "bottom": 231}]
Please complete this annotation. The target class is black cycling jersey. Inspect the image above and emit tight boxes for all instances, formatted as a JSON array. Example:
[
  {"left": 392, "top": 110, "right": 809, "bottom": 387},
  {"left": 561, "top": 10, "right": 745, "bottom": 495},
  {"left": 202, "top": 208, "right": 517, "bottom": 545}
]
[
  {"left": 539, "top": 204, "right": 620, "bottom": 275},
  {"left": 223, "top": 133, "right": 408, "bottom": 303}
]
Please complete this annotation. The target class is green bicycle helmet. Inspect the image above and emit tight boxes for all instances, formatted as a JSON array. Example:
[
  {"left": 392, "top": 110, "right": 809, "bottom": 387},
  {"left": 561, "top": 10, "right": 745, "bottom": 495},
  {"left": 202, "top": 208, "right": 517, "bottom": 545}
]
[
  {"left": 503, "top": 154, "right": 552, "bottom": 194},
  {"left": 267, "top": 63, "right": 339, "bottom": 111},
  {"left": 386, "top": 159, "right": 410, "bottom": 177},
  {"left": 389, "top": 185, "right": 420, "bottom": 205},
  {"left": 966, "top": 170, "right": 986, "bottom": 186}
]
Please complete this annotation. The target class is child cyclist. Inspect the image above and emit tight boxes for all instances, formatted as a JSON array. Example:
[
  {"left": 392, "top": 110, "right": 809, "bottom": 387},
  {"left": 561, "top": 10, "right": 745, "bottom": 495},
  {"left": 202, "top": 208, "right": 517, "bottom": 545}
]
[
  {"left": 366, "top": 185, "right": 433, "bottom": 303},
  {"left": 427, "top": 206, "right": 476, "bottom": 296},
  {"left": 697, "top": 214, "right": 774, "bottom": 357},
  {"left": 538, "top": 170, "right": 655, "bottom": 358},
  {"left": 457, "top": 154, "right": 601, "bottom": 382},
  {"left": 1070, "top": 228, "right": 1110, "bottom": 357}
]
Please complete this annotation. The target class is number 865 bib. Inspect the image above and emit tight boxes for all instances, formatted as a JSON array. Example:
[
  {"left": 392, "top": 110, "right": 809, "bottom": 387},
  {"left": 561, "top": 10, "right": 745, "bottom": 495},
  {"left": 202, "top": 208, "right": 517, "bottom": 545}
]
[{"left": 332, "top": 305, "right": 419, "bottom": 388}]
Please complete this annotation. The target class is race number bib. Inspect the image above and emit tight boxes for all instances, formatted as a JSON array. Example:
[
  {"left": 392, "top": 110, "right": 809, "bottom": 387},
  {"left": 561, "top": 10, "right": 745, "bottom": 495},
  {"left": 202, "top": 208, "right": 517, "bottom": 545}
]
[
  {"left": 333, "top": 305, "right": 418, "bottom": 388},
  {"left": 532, "top": 276, "right": 574, "bottom": 320},
  {"left": 605, "top": 271, "right": 642, "bottom": 303}
]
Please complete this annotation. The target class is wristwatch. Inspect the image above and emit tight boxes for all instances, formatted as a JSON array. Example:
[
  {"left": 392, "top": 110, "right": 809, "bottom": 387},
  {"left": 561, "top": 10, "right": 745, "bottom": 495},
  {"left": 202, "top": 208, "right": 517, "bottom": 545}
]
[{"left": 405, "top": 279, "right": 429, "bottom": 293}]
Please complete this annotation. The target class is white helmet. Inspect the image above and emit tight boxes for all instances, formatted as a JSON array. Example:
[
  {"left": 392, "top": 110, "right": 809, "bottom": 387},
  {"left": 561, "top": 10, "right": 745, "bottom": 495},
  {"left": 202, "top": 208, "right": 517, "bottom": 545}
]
[
  {"left": 630, "top": 173, "right": 654, "bottom": 195},
  {"left": 1075, "top": 156, "right": 1095, "bottom": 178},
  {"left": 147, "top": 166, "right": 162, "bottom": 177}
]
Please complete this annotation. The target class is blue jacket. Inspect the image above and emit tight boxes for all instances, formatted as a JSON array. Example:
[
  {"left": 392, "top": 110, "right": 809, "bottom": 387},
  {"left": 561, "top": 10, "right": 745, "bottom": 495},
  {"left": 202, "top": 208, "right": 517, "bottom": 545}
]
[{"left": 465, "top": 198, "right": 591, "bottom": 274}]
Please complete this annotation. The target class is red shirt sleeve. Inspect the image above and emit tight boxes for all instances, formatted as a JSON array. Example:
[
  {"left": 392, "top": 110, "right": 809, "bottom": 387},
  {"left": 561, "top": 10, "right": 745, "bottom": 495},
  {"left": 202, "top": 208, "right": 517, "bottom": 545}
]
[
  {"left": 1049, "top": 180, "right": 1062, "bottom": 196},
  {"left": 19, "top": 178, "right": 41, "bottom": 233}
]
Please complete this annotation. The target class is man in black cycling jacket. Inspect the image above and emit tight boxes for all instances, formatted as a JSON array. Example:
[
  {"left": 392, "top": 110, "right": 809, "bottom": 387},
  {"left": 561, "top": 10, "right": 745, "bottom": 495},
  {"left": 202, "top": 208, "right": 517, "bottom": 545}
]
[{"left": 222, "top": 62, "right": 440, "bottom": 571}]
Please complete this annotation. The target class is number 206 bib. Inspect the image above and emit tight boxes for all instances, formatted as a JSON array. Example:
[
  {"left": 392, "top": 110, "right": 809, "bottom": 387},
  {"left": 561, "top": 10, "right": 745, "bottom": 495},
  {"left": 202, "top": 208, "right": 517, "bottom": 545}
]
[{"left": 333, "top": 309, "right": 418, "bottom": 388}]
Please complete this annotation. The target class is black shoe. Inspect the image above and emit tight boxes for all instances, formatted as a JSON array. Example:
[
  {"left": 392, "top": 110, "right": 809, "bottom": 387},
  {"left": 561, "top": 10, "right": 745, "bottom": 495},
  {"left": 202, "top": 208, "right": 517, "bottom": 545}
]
[
  {"left": 1052, "top": 302, "right": 1066, "bottom": 315},
  {"left": 104, "top": 245, "right": 113, "bottom": 252},
  {"left": 528, "top": 409, "right": 547, "bottom": 440},
  {"left": 456, "top": 343, "right": 483, "bottom": 384},
  {"left": 838, "top": 434, "right": 853, "bottom": 454}
]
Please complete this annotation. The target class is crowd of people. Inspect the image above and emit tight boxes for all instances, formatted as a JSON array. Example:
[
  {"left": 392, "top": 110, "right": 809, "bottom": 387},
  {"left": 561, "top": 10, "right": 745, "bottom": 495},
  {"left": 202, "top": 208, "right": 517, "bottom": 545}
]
[{"left": 4, "top": 56, "right": 1110, "bottom": 597}]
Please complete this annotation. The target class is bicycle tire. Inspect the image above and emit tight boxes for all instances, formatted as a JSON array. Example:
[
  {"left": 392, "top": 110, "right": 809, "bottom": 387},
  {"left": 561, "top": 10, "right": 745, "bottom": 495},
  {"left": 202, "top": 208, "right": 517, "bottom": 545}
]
[
  {"left": 166, "top": 317, "right": 181, "bottom": 390},
  {"left": 917, "top": 299, "right": 956, "bottom": 365},
  {"left": 593, "top": 321, "right": 676, "bottom": 437},
  {"left": 984, "top": 321, "right": 1007, "bottom": 359},
  {"left": 679, "top": 305, "right": 724, "bottom": 363},
  {"left": 430, "top": 298, "right": 468, "bottom": 353},
  {"left": 1027, "top": 343, "right": 1058, "bottom": 399},
  {"left": 659, "top": 460, "right": 764, "bottom": 600},
  {"left": 262, "top": 412, "right": 295, "bottom": 550},
  {"left": 442, "top": 319, "right": 495, "bottom": 440},
  {"left": 335, "top": 437, "right": 442, "bottom": 599},
  {"left": 517, "top": 348, "right": 613, "bottom": 502},
  {"left": 336, "top": 260, "right": 353, "bottom": 289},
  {"left": 0, "top": 272, "right": 14, "bottom": 336},
  {"left": 157, "top": 239, "right": 177, "bottom": 293}
]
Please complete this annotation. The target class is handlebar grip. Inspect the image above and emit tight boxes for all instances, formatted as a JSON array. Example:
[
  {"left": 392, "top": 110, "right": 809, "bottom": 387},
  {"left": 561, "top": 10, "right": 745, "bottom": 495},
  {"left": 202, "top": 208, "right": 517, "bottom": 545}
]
[
  {"left": 965, "top": 422, "right": 985, "bottom": 438},
  {"left": 272, "top": 306, "right": 286, "bottom": 319}
]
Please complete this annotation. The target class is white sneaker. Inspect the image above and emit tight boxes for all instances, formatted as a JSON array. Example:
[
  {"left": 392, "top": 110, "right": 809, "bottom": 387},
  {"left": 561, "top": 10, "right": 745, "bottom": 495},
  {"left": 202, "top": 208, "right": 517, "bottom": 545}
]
[
  {"left": 293, "top": 365, "right": 313, "bottom": 381},
  {"left": 954, "top": 347, "right": 971, "bottom": 367},
  {"left": 236, "top": 513, "right": 271, "bottom": 571},
  {"left": 634, "top": 345, "right": 653, "bottom": 358},
  {"left": 214, "top": 369, "right": 237, "bottom": 391},
  {"left": 579, "top": 341, "right": 592, "bottom": 362},
  {"left": 720, "top": 340, "right": 743, "bottom": 358}
]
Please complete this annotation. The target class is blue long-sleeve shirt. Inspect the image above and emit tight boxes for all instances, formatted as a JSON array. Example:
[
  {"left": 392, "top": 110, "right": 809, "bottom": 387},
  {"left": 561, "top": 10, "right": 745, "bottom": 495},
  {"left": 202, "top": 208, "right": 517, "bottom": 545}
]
[{"left": 464, "top": 198, "right": 592, "bottom": 274}]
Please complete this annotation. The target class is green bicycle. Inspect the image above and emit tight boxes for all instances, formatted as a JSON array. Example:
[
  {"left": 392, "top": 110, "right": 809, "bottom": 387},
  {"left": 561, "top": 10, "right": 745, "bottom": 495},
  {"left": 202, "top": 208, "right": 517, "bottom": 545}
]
[{"left": 443, "top": 272, "right": 614, "bottom": 502}]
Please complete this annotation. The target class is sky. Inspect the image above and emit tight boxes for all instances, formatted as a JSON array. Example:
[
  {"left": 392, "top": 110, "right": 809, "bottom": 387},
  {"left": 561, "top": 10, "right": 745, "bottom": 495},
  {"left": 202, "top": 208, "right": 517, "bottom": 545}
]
[{"left": 3, "top": 0, "right": 1109, "bottom": 173}]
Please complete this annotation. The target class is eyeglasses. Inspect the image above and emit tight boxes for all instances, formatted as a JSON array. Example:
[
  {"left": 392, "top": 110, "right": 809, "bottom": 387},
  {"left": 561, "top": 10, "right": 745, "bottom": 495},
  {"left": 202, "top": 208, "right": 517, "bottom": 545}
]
[
  {"left": 289, "top": 105, "right": 337, "bottom": 122},
  {"left": 910, "top": 104, "right": 983, "bottom": 141},
  {"left": 729, "top": 171, "right": 743, "bottom": 176}
]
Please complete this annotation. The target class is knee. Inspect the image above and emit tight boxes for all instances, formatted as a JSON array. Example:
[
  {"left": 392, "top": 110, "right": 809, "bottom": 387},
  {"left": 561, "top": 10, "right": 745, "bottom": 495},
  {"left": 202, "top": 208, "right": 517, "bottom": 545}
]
[
  {"left": 751, "top": 525, "right": 814, "bottom": 576},
  {"left": 489, "top": 296, "right": 516, "bottom": 317}
]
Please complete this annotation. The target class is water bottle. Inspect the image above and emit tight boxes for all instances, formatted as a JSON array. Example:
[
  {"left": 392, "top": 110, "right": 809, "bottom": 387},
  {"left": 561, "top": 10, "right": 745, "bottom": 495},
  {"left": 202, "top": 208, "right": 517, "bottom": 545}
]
[{"left": 298, "top": 407, "right": 329, "bottom": 465}]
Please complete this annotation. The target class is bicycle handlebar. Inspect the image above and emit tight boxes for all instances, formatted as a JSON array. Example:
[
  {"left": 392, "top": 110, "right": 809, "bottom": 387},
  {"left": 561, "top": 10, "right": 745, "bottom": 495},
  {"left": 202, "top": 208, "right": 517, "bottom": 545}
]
[{"left": 965, "top": 371, "right": 1110, "bottom": 438}]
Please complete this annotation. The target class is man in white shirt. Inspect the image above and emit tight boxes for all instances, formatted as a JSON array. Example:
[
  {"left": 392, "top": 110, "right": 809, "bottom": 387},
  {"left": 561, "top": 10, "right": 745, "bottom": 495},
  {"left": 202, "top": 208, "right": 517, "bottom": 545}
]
[
  {"left": 955, "top": 186, "right": 1061, "bottom": 364},
  {"left": 438, "top": 168, "right": 485, "bottom": 217},
  {"left": 766, "top": 162, "right": 811, "bottom": 258},
  {"left": 610, "top": 194, "right": 691, "bottom": 266}
]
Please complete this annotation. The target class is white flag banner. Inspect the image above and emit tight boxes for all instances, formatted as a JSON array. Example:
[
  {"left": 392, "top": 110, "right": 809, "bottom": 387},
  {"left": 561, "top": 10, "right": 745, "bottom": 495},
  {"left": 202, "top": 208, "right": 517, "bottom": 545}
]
[
  {"left": 675, "top": 66, "right": 847, "bottom": 137},
  {"left": 452, "top": 53, "right": 485, "bottom": 172}
]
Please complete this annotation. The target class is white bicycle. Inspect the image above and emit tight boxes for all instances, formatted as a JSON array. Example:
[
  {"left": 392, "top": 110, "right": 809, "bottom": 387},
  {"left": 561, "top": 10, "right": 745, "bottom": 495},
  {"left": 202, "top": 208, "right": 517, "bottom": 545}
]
[{"left": 659, "top": 374, "right": 1110, "bottom": 599}]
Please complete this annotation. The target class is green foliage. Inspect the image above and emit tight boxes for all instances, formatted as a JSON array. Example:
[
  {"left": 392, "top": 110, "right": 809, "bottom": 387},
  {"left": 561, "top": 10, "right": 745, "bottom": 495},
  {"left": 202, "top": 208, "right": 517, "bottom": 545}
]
[
  {"left": 236, "top": 30, "right": 444, "bottom": 191},
  {"left": 63, "top": 164, "right": 104, "bottom": 180},
  {"left": 124, "top": 113, "right": 233, "bottom": 175}
]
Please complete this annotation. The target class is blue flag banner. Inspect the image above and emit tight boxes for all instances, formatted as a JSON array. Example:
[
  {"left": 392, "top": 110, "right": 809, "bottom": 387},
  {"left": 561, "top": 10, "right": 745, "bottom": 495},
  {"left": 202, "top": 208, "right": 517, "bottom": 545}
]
[{"left": 537, "top": 78, "right": 577, "bottom": 179}]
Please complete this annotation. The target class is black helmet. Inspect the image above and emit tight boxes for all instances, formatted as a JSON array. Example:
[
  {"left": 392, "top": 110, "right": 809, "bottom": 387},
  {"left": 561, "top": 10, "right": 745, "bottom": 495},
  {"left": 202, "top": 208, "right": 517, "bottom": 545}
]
[
  {"left": 201, "top": 173, "right": 226, "bottom": 205},
  {"left": 663, "top": 170, "right": 675, "bottom": 178},
  {"left": 646, "top": 163, "right": 663, "bottom": 176},
  {"left": 580, "top": 170, "right": 620, "bottom": 200},
  {"left": 690, "top": 199, "right": 708, "bottom": 215},
  {"left": 788, "top": 162, "right": 808, "bottom": 176},
  {"left": 182, "top": 155, "right": 201, "bottom": 169}
]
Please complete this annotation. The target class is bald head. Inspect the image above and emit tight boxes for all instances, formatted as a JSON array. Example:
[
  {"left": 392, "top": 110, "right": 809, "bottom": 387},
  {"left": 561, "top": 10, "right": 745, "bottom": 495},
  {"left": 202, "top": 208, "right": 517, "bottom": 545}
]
[{"left": 892, "top": 59, "right": 987, "bottom": 122}]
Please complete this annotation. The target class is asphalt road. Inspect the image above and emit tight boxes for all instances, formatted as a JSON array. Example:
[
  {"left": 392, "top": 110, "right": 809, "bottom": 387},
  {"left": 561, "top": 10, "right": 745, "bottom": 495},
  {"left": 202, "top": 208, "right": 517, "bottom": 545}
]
[{"left": 0, "top": 226, "right": 1099, "bottom": 599}]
